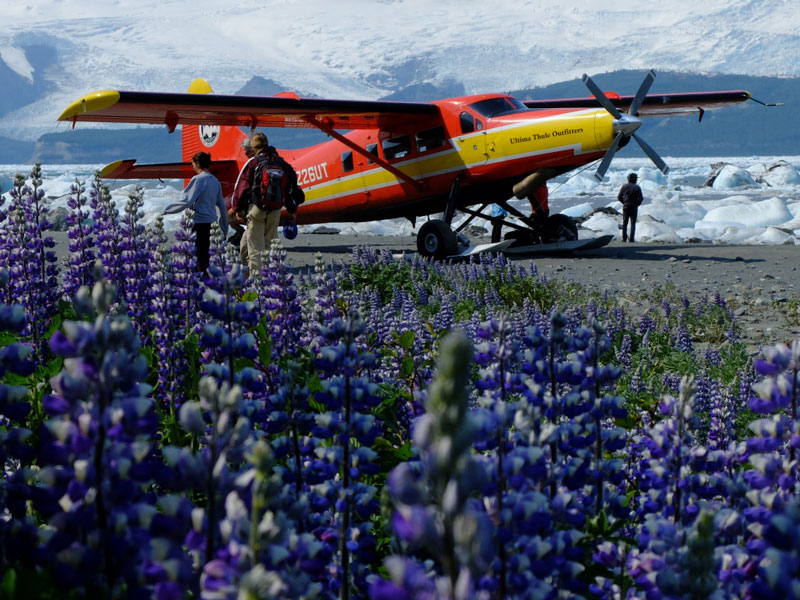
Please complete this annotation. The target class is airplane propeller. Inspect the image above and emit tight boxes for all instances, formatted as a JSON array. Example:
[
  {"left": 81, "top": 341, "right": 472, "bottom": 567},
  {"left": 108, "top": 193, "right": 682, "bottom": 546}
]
[{"left": 582, "top": 70, "right": 670, "bottom": 182}]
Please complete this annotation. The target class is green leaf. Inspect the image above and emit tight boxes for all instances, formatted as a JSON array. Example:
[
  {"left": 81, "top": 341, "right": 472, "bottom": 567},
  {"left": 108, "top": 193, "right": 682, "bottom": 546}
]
[
  {"left": 397, "top": 330, "right": 415, "bottom": 350},
  {"left": 400, "top": 356, "right": 414, "bottom": 379},
  {"left": 1, "top": 569, "right": 16, "bottom": 600},
  {"left": 258, "top": 337, "right": 273, "bottom": 369}
]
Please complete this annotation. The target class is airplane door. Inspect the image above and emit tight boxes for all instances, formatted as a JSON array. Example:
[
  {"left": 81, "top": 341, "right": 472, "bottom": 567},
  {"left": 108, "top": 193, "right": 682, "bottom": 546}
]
[
  {"left": 352, "top": 140, "right": 380, "bottom": 206},
  {"left": 455, "top": 110, "right": 488, "bottom": 166}
]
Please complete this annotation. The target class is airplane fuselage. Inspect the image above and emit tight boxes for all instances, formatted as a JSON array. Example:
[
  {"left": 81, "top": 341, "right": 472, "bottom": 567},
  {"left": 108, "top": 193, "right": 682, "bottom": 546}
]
[
  {"left": 60, "top": 76, "right": 753, "bottom": 236},
  {"left": 276, "top": 94, "right": 615, "bottom": 225}
]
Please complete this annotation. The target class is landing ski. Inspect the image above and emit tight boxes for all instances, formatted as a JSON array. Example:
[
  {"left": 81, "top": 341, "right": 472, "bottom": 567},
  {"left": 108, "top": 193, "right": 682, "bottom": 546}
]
[{"left": 502, "top": 234, "right": 613, "bottom": 255}]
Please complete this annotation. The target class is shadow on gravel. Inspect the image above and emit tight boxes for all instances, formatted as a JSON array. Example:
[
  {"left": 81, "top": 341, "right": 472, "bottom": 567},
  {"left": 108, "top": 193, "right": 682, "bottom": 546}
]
[{"left": 539, "top": 244, "right": 767, "bottom": 266}]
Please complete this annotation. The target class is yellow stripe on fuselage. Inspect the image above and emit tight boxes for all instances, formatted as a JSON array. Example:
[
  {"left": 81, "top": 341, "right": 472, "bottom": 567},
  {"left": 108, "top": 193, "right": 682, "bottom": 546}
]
[
  {"left": 300, "top": 108, "right": 612, "bottom": 204},
  {"left": 485, "top": 109, "right": 612, "bottom": 165}
]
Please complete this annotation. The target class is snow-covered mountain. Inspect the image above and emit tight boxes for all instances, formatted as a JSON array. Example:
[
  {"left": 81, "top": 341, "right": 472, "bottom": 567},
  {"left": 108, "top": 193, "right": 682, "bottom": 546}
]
[{"left": 1, "top": 0, "right": 799, "bottom": 140}]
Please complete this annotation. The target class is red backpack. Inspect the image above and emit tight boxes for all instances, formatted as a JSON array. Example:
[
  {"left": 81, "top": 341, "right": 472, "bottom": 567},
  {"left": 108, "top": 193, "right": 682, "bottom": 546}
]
[
  {"left": 250, "top": 153, "right": 305, "bottom": 213},
  {"left": 251, "top": 155, "right": 289, "bottom": 211}
]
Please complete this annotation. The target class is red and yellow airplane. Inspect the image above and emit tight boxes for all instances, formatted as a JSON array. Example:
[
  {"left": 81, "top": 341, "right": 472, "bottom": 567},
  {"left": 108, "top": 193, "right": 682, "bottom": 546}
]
[{"left": 58, "top": 72, "right": 752, "bottom": 257}]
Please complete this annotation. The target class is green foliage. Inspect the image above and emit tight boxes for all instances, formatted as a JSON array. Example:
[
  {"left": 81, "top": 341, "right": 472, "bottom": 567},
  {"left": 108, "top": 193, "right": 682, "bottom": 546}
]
[
  {"left": 453, "top": 298, "right": 479, "bottom": 322},
  {"left": 339, "top": 261, "right": 416, "bottom": 303},
  {"left": 0, "top": 566, "right": 102, "bottom": 600},
  {"left": 685, "top": 303, "right": 737, "bottom": 343},
  {"left": 579, "top": 509, "right": 636, "bottom": 595},
  {"left": 781, "top": 298, "right": 800, "bottom": 328},
  {"left": 708, "top": 343, "right": 750, "bottom": 385},
  {"left": 467, "top": 270, "right": 592, "bottom": 313},
  {"left": 417, "top": 298, "right": 441, "bottom": 322}
]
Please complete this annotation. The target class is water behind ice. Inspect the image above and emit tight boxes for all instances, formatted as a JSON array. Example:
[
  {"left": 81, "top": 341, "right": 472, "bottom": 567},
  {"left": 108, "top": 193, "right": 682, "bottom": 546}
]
[{"left": 1, "top": 156, "right": 799, "bottom": 245}]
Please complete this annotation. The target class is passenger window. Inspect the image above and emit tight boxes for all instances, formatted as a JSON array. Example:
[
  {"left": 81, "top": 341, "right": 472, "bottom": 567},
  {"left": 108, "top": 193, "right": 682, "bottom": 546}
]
[
  {"left": 382, "top": 135, "right": 411, "bottom": 160},
  {"left": 416, "top": 126, "right": 447, "bottom": 153},
  {"left": 341, "top": 151, "right": 353, "bottom": 172},
  {"left": 367, "top": 143, "right": 378, "bottom": 164}
]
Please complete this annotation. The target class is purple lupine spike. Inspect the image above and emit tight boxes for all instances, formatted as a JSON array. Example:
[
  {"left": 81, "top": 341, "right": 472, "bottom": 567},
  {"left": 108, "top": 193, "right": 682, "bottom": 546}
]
[
  {"left": 89, "top": 172, "right": 125, "bottom": 301},
  {"left": 377, "top": 331, "right": 492, "bottom": 599},
  {"left": 170, "top": 209, "right": 201, "bottom": 335},
  {"left": 148, "top": 216, "right": 191, "bottom": 412},
  {"left": 312, "top": 310, "right": 384, "bottom": 598},
  {"left": 36, "top": 273, "right": 192, "bottom": 597},
  {"left": 196, "top": 223, "right": 259, "bottom": 399},
  {"left": 62, "top": 178, "right": 97, "bottom": 302},
  {"left": 4, "top": 166, "right": 60, "bottom": 359},
  {"left": 674, "top": 319, "right": 694, "bottom": 354},
  {"left": 119, "top": 185, "right": 153, "bottom": 335}
]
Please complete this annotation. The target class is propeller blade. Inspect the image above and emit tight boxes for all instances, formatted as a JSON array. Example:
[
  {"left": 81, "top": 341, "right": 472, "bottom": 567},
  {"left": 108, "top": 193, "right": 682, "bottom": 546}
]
[
  {"left": 582, "top": 73, "right": 622, "bottom": 119},
  {"left": 628, "top": 69, "right": 656, "bottom": 116},
  {"left": 632, "top": 133, "right": 670, "bottom": 175},
  {"left": 594, "top": 132, "right": 624, "bottom": 182}
]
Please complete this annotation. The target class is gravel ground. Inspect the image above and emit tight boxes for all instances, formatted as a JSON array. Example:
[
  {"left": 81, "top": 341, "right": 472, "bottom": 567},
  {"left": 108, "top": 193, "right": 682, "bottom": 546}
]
[{"left": 47, "top": 230, "right": 800, "bottom": 354}]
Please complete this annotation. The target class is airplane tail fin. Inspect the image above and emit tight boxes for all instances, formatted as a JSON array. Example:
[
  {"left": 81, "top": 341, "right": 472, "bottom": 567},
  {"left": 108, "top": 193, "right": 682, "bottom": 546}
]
[{"left": 182, "top": 78, "right": 248, "bottom": 197}]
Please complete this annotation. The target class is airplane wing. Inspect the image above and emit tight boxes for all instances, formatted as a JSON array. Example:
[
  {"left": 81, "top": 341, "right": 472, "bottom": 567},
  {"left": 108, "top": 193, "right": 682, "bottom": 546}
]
[
  {"left": 59, "top": 90, "right": 441, "bottom": 131},
  {"left": 524, "top": 90, "right": 752, "bottom": 117}
]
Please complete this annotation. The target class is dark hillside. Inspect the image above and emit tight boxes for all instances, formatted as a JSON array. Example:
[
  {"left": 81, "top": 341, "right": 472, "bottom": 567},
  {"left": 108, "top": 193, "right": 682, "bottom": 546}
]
[
  {"left": 511, "top": 71, "right": 797, "bottom": 156},
  {"left": 2, "top": 72, "right": 796, "bottom": 163}
]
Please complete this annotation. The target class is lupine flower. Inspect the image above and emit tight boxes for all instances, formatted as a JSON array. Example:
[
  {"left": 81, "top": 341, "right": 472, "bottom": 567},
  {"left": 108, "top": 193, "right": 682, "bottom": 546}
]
[
  {"left": 378, "top": 330, "right": 493, "bottom": 599},
  {"left": 119, "top": 186, "right": 153, "bottom": 334},
  {"left": 33, "top": 272, "right": 179, "bottom": 597},
  {"left": 62, "top": 178, "right": 97, "bottom": 302},
  {"left": 4, "top": 166, "right": 60, "bottom": 357}
]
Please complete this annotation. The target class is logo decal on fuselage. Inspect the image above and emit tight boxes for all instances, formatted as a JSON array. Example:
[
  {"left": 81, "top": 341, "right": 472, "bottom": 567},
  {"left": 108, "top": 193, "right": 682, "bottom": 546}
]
[{"left": 199, "top": 125, "right": 220, "bottom": 147}]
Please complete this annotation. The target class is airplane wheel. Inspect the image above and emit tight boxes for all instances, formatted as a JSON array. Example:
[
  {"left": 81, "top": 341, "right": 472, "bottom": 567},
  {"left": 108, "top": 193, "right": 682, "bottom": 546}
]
[
  {"left": 417, "top": 219, "right": 458, "bottom": 259},
  {"left": 543, "top": 214, "right": 578, "bottom": 243}
]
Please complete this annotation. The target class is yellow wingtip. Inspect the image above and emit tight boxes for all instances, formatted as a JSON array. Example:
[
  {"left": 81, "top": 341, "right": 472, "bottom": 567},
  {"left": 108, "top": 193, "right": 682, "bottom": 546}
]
[
  {"left": 187, "top": 78, "right": 214, "bottom": 95},
  {"left": 100, "top": 160, "right": 124, "bottom": 177},
  {"left": 58, "top": 90, "right": 121, "bottom": 121}
]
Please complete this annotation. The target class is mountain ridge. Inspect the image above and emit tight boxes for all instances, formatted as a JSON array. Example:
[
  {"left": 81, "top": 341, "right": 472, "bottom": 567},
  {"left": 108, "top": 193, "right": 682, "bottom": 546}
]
[{"left": 2, "top": 71, "right": 794, "bottom": 164}]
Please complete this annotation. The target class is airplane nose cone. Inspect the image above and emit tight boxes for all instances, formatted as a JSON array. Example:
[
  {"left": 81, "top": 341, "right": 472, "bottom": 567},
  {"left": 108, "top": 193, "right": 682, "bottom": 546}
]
[{"left": 614, "top": 114, "right": 642, "bottom": 137}]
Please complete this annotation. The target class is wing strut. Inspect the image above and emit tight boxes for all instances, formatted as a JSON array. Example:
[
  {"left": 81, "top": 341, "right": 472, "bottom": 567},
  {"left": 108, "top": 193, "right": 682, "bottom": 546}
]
[{"left": 304, "top": 116, "right": 423, "bottom": 191}]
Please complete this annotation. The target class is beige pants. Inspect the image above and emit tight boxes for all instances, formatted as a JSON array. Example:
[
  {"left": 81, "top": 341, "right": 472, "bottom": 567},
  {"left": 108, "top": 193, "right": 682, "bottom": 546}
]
[{"left": 244, "top": 204, "right": 281, "bottom": 275}]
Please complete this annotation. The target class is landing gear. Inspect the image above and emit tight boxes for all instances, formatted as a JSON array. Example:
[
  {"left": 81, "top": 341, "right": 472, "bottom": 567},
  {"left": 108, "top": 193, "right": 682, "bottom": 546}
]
[
  {"left": 417, "top": 219, "right": 458, "bottom": 259},
  {"left": 498, "top": 214, "right": 578, "bottom": 247},
  {"left": 541, "top": 214, "right": 578, "bottom": 243}
]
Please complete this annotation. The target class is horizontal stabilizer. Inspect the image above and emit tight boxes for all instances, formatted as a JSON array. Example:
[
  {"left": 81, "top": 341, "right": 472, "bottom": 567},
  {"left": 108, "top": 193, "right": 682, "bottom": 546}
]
[
  {"left": 101, "top": 159, "right": 195, "bottom": 180},
  {"left": 100, "top": 159, "right": 242, "bottom": 197}
]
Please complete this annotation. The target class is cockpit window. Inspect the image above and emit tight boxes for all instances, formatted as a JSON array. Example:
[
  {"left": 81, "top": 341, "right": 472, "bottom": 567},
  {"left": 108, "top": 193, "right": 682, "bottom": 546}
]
[
  {"left": 460, "top": 111, "right": 475, "bottom": 134},
  {"left": 468, "top": 97, "right": 528, "bottom": 118}
]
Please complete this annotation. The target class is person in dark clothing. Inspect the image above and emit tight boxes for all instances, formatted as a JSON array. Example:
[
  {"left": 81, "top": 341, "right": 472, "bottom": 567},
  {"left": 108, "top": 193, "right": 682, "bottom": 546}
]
[
  {"left": 618, "top": 173, "right": 643, "bottom": 243},
  {"left": 229, "top": 132, "right": 298, "bottom": 275},
  {"left": 226, "top": 138, "right": 253, "bottom": 253}
]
